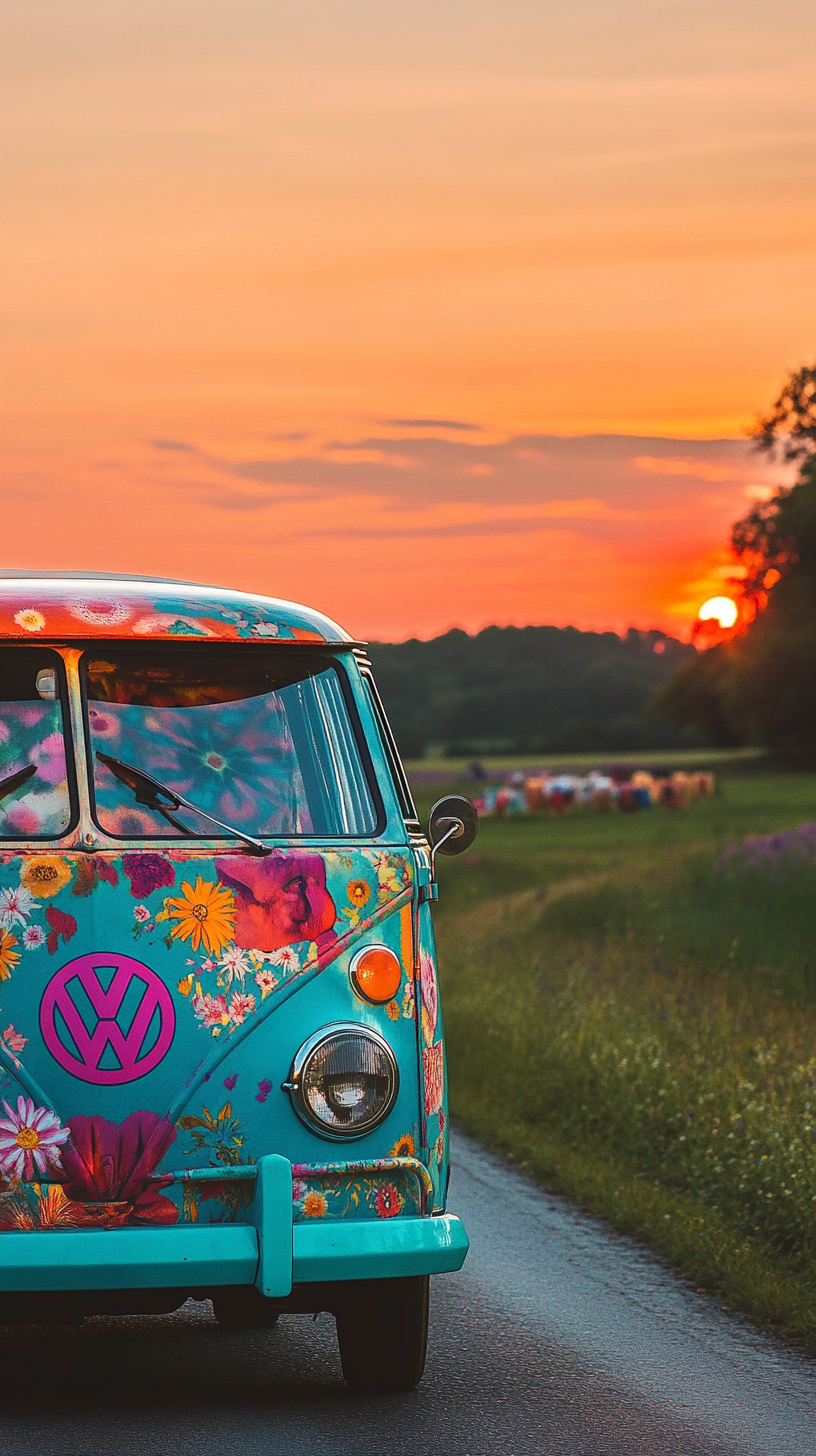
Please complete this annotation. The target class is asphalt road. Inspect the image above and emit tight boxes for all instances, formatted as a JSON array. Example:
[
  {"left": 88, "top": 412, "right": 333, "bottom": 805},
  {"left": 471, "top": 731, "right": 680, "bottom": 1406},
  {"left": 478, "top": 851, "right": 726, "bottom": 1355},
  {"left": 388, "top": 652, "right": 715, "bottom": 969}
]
[{"left": 2, "top": 1130, "right": 815, "bottom": 1455}]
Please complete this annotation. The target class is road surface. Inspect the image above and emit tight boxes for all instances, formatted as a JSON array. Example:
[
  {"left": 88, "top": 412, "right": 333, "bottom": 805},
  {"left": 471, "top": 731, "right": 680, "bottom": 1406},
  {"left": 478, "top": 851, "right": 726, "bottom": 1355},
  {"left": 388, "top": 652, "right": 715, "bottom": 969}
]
[{"left": 2, "top": 1130, "right": 815, "bottom": 1454}]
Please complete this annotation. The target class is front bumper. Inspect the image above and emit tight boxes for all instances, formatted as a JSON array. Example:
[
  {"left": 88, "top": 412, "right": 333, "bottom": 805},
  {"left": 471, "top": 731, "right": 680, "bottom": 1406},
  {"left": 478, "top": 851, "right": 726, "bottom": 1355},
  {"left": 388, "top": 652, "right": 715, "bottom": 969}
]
[{"left": 0, "top": 1156, "right": 469, "bottom": 1294}]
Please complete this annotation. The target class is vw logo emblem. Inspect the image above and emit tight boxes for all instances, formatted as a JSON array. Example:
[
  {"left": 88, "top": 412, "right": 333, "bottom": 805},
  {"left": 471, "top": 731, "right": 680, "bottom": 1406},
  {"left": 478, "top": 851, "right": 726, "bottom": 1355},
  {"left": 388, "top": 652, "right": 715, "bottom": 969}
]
[{"left": 40, "top": 952, "right": 175, "bottom": 1086}]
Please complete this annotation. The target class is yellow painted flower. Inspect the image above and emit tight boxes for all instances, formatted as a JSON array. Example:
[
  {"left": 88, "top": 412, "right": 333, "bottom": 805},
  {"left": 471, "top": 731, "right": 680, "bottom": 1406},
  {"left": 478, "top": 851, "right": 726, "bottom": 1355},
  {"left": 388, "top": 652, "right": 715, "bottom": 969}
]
[
  {"left": 0, "top": 929, "right": 21, "bottom": 982},
  {"left": 177, "top": 974, "right": 194, "bottom": 997},
  {"left": 385, "top": 999, "right": 400, "bottom": 1021},
  {"left": 20, "top": 857, "right": 72, "bottom": 899},
  {"left": 303, "top": 1190, "right": 328, "bottom": 1218},
  {"left": 165, "top": 877, "right": 236, "bottom": 956},
  {"left": 13, "top": 608, "right": 46, "bottom": 633},
  {"left": 347, "top": 879, "right": 371, "bottom": 909},
  {"left": 388, "top": 1133, "right": 416, "bottom": 1159}
]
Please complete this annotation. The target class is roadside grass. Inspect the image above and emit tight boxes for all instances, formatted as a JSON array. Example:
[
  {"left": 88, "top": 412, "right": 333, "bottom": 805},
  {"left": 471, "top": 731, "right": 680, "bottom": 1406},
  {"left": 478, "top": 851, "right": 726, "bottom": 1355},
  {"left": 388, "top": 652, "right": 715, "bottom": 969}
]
[{"left": 427, "top": 772, "right": 816, "bottom": 1349}]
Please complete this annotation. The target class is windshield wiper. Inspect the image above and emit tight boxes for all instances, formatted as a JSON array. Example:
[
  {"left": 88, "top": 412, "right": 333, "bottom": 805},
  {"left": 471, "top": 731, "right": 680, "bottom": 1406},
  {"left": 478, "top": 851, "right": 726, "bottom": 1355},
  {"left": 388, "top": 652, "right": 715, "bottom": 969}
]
[
  {"left": 0, "top": 763, "right": 38, "bottom": 806},
  {"left": 96, "top": 752, "right": 271, "bottom": 856}
]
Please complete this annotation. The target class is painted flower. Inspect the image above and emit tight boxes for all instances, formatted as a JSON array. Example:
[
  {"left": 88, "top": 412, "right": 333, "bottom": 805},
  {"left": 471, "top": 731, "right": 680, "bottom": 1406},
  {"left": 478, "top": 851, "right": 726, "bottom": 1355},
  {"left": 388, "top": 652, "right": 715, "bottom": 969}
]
[
  {"left": 0, "top": 1097, "right": 70, "bottom": 1180},
  {"left": 23, "top": 925, "right": 45, "bottom": 951},
  {"left": 422, "top": 1042, "right": 444, "bottom": 1117},
  {"left": 347, "top": 879, "right": 371, "bottom": 909},
  {"left": 386, "top": 999, "right": 400, "bottom": 1021},
  {"left": 19, "top": 856, "right": 72, "bottom": 898},
  {"left": 61, "top": 1110, "right": 178, "bottom": 1225},
  {"left": 133, "top": 905, "right": 151, "bottom": 923},
  {"left": 267, "top": 945, "right": 301, "bottom": 973},
  {"left": 13, "top": 608, "right": 46, "bottom": 633},
  {"left": 254, "top": 968, "right": 278, "bottom": 999},
  {"left": 228, "top": 990, "right": 255, "bottom": 1024},
  {"left": 165, "top": 877, "right": 236, "bottom": 956},
  {"left": 0, "top": 1200, "right": 35, "bottom": 1230},
  {"left": 215, "top": 852, "right": 336, "bottom": 954},
  {"left": 35, "top": 1184, "right": 96, "bottom": 1230},
  {"left": 0, "top": 885, "right": 36, "bottom": 929},
  {"left": 388, "top": 1133, "right": 416, "bottom": 1159},
  {"left": 0, "top": 1023, "right": 27, "bottom": 1068},
  {"left": 219, "top": 945, "right": 250, "bottom": 980},
  {"left": 177, "top": 973, "right": 194, "bottom": 996},
  {"left": 0, "top": 929, "right": 21, "bottom": 982},
  {"left": 374, "top": 1183, "right": 403, "bottom": 1219},
  {"left": 419, "top": 950, "right": 438, "bottom": 1045},
  {"left": 302, "top": 1190, "right": 328, "bottom": 1218},
  {"left": 192, "top": 991, "right": 230, "bottom": 1029},
  {"left": 368, "top": 852, "right": 402, "bottom": 895},
  {"left": 69, "top": 598, "right": 131, "bottom": 625},
  {"left": 121, "top": 852, "right": 174, "bottom": 899},
  {"left": 292, "top": 1179, "right": 306, "bottom": 1202}
]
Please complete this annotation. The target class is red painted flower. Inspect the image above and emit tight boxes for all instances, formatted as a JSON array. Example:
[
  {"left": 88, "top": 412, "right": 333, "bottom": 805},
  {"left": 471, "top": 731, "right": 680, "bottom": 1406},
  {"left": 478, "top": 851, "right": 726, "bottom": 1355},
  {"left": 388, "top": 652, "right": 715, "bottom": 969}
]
[
  {"left": 61, "top": 1110, "right": 178, "bottom": 1225},
  {"left": 374, "top": 1182, "right": 403, "bottom": 1219},
  {"left": 215, "top": 852, "right": 336, "bottom": 952}
]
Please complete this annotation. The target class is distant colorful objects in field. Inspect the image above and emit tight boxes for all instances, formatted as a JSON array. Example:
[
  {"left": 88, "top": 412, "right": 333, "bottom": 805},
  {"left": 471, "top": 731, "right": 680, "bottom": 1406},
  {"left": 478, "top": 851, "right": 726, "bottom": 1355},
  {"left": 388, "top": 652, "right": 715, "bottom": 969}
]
[{"left": 473, "top": 767, "right": 716, "bottom": 816}]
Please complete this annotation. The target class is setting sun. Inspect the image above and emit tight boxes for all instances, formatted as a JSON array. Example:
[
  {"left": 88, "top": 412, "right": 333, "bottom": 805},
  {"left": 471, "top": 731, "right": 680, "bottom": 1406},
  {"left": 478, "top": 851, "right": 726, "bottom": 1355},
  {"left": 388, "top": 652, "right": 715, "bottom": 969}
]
[{"left": 698, "top": 597, "right": 738, "bottom": 630}]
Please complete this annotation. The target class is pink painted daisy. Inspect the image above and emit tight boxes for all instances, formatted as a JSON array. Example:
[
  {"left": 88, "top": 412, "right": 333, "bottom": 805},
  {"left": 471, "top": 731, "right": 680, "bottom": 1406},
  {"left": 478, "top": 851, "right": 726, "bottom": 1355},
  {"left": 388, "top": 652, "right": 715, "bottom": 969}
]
[
  {"left": 23, "top": 924, "right": 46, "bottom": 950},
  {"left": 229, "top": 991, "right": 256, "bottom": 1025},
  {"left": 133, "top": 905, "right": 151, "bottom": 923},
  {"left": 254, "top": 968, "right": 278, "bottom": 999},
  {"left": 0, "top": 1096, "right": 70, "bottom": 1180}
]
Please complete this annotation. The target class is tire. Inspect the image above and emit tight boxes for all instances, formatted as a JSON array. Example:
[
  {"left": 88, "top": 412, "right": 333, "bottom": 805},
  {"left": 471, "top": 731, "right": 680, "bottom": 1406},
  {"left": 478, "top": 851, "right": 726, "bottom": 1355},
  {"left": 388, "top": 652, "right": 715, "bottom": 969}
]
[
  {"left": 335, "top": 1276, "right": 429, "bottom": 1393},
  {"left": 212, "top": 1286, "right": 281, "bottom": 1328}
]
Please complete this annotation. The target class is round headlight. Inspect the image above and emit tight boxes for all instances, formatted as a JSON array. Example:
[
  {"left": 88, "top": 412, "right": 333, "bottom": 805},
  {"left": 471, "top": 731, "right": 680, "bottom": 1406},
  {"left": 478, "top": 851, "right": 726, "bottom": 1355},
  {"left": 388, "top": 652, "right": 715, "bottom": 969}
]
[{"left": 286, "top": 1023, "right": 399, "bottom": 1139}]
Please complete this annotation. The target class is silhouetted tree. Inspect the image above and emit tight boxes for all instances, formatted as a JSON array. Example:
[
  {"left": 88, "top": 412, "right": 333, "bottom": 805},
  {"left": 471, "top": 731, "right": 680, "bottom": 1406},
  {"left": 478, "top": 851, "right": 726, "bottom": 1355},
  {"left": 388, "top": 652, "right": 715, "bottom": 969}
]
[{"left": 654, "top": 364, "right": 816, "bottom": 755}]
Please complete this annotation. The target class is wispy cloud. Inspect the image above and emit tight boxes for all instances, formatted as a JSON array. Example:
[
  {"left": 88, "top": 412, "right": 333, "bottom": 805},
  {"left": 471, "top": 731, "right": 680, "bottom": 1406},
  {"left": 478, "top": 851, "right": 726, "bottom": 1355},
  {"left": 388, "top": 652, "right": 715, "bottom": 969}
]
[{"left": 378, "top": 418, "right": 480, "bottom": 431}]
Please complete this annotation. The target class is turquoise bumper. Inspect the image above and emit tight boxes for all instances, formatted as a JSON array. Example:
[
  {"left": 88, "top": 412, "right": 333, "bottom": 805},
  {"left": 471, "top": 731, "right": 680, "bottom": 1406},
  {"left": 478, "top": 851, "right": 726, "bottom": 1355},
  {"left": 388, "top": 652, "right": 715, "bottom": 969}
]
[{"left": 0, "top": 1214, "right": 469, "bottom": 1293}]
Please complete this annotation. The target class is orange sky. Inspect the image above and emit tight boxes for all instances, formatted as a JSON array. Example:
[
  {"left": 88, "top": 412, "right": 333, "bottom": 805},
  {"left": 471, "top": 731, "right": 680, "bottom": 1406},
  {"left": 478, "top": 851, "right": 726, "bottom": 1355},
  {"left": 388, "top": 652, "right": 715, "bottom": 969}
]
[{"left": 3, "top": 0, "right": 815, "bottom": 640}]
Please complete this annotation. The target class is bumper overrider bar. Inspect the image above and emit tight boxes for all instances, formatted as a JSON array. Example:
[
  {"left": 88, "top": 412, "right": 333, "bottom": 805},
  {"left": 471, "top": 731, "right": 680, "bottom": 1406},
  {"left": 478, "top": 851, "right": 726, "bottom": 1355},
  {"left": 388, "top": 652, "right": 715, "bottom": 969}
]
[{"left": 0, "top": 1154, "right": 469, "bottom": 1295}]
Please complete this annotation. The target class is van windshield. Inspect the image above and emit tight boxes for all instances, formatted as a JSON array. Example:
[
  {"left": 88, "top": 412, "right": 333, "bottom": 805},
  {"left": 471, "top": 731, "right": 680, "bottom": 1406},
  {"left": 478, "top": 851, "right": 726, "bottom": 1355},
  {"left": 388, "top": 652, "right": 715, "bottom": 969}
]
[
  {"left": 0, "top": 648, "right": 73, "bottom": 840},
  {"left": 84, "top": 649, "right": 378, "bottom": 840}
]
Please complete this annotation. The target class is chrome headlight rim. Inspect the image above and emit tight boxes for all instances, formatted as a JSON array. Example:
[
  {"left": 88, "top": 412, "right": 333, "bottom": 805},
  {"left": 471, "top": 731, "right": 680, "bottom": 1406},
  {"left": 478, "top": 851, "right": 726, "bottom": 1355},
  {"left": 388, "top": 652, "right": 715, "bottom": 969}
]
[{"left": 284, "top": 1021, "right": 400, "bottom": 1141}]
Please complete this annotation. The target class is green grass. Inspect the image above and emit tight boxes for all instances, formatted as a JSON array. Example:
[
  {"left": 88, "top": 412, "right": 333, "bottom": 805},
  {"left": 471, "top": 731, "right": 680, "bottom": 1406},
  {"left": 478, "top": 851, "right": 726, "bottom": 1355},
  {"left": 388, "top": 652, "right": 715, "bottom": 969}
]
[{"left": 426, "top": 772, "right": 816, "bottom": 1349}]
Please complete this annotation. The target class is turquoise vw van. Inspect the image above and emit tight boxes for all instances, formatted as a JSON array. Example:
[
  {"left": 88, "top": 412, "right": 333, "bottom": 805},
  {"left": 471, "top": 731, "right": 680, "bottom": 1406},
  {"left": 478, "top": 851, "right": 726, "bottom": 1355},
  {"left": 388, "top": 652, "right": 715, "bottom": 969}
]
[{"left": 0, "top": 573, "right": 476, "bottom": 1391}]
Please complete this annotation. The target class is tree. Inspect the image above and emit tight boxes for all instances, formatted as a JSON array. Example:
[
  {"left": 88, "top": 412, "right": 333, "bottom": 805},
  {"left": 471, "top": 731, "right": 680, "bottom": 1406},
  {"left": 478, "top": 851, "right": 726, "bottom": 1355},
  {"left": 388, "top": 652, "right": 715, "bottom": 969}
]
[{"left": 653, "top": 365, "right": 816, "bottom": 756}]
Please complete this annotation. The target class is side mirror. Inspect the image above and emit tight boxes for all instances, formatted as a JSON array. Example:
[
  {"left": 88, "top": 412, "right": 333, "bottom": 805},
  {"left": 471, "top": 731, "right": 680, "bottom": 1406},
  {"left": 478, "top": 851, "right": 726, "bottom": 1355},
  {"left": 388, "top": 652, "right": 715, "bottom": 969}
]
[{"left": 428, "top": 795, "right": 479, "bottom": 872}]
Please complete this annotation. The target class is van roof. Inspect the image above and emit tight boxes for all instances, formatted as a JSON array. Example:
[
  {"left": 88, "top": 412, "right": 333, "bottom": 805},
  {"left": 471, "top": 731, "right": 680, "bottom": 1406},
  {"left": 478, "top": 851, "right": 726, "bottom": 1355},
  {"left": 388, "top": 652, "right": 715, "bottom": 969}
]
[{"left": 0, "top": 572, "right": 353, "bottom": 644}]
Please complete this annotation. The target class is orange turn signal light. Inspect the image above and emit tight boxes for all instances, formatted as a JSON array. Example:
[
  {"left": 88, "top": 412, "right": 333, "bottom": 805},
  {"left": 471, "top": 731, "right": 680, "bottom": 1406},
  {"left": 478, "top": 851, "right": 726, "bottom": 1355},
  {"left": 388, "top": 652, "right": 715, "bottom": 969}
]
[{"left": 349, "top": 944, "right": 403, "bottom": 1004}]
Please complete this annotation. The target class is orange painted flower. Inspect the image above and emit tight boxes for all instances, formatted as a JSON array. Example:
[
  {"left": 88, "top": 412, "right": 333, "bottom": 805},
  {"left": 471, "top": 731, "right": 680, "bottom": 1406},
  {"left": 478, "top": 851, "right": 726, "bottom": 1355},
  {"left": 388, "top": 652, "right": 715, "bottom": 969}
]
[
  {"left": 388, "top": 1133, "right": 415, "bottom": 1159},
  {"left": 0, "top": 930, "right": 21, "bottom": 983},
  {"left": 303, "top": 1189, "right": 328, "bottom": 1218},
  {"left": 20, "top": 856, "right": 72, "bottom": 899},
  {"left": 347, "top": 879, "right": 371, "bottom": 909},
  {"left": 165, "top": 878, "right": 236, "bottom": 956}
]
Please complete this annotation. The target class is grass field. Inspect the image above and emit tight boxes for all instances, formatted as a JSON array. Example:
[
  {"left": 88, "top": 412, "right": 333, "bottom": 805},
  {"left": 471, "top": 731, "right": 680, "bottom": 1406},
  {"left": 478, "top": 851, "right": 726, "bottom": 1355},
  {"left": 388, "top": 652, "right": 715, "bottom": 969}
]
[
  {"left": 421, "top": 770, "right": 816, "bottom": 1350},
  {"left": 405, "top": 746, "right": 765, "bottom": 778}
]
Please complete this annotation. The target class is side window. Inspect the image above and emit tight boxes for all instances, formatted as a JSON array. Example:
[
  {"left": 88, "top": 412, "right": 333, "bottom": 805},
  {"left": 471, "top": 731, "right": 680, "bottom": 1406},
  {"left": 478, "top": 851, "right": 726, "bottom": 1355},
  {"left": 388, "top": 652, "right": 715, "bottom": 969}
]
[
  {"left": 0, "top": 648, "right": 75, "bottom": 840},
  {"left": 360, "top": 671, "right": 419, "bottom": 827}
]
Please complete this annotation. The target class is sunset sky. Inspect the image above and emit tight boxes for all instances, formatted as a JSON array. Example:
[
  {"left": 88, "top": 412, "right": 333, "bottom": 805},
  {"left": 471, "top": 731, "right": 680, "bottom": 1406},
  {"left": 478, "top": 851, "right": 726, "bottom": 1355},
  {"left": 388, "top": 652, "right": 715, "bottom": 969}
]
[{"left": 3, "top": 0, "right": 815, "bottom": 640}]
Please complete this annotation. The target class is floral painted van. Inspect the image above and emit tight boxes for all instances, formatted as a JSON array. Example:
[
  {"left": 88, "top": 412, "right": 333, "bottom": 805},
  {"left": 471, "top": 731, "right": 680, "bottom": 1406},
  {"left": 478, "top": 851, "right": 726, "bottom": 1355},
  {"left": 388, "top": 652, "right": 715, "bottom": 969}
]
[{"left": 0, "top": 572, "right": 477, "bottom": 1391}]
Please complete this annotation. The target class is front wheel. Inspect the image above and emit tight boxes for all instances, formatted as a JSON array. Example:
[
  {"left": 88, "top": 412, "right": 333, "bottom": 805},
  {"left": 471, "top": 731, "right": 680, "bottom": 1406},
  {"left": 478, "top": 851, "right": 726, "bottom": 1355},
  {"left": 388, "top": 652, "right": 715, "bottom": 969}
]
[{"left": 335, "top": 1276, "right": 429, "bottom": 1392}]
